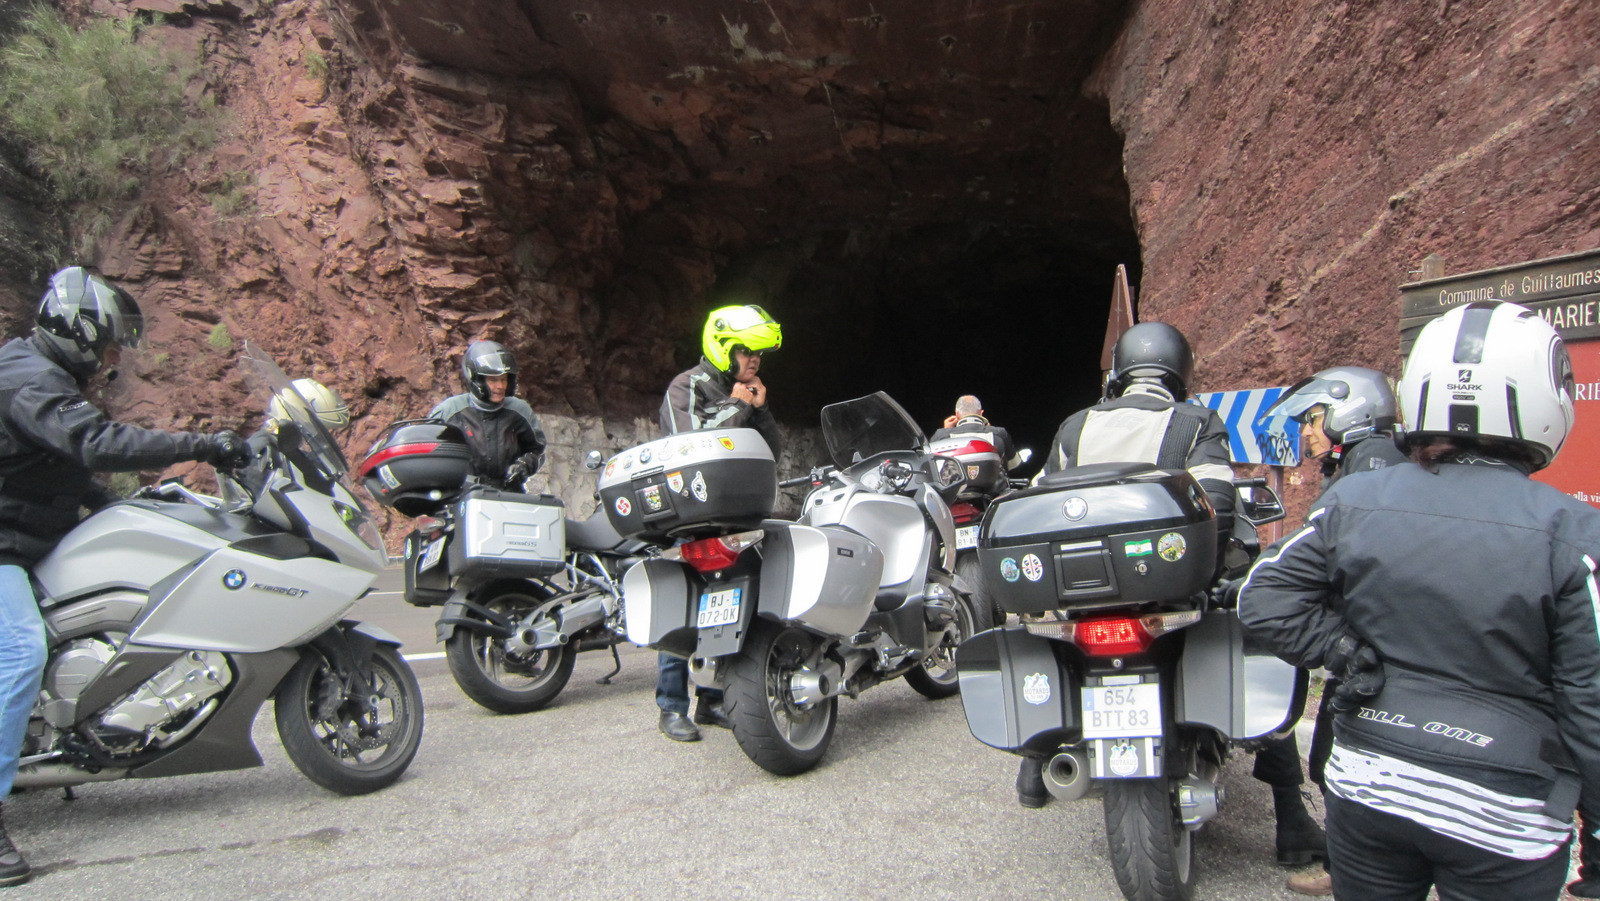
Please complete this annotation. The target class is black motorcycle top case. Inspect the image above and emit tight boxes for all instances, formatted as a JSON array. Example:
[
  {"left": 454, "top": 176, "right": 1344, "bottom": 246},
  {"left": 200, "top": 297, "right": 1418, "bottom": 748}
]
[
  {"left": 978, "top": 462, "right": 1217, "bottom": 614},
  {"left": 596, "top": 428, "right": 777, "bottom": 542},
  {"left": 359, "top": 419, "right": 473, "bottom": 516}
]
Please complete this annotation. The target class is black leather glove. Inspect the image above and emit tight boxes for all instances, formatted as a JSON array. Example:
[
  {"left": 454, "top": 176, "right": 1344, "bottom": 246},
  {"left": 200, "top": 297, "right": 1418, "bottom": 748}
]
[
  {"left": 1210, "top": 578, "right": 1241, "bottom": 609},
  {"left": 201, "top": 430, "right": 251, "bottom": 469},
  {"left": 1324, "top": 633, "right": 1385, "bottom": 713},
  {"left": 504, "top": 451, "right": 543, "bottom": 487}
]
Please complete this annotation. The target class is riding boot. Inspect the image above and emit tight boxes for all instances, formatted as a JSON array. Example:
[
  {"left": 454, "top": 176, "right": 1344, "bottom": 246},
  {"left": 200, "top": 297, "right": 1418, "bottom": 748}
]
[
  {"left": 1016, "top": 757, "right": 1049, "bottom": 809},
  {"left": 1272, "top": 787, "right": 1327, "bottom": 867},
  {"left": 0, "top": 804, "right": 31, "bottom": 886}
]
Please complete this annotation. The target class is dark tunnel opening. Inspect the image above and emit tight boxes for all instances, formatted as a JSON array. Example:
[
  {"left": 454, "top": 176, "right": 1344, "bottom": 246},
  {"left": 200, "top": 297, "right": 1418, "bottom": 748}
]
[{"left": 682, "top": 220, "right": 1141, "bottom": 472}]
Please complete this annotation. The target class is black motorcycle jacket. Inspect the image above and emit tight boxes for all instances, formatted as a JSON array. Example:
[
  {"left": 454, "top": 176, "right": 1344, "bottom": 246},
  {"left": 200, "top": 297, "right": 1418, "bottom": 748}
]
[
  {"left": 1239, "top": 458, "right": 1600, "bottom": 858},
  {"left": 1320, "top": 432, "right": 1408, "bottom": 487},
  {"left": 931, "top": 416, "right": 1019, "bottom": 468},
  {"left": 1038, "top": 384, "right": 1236, "bottom": 540},
  {"left": 660, "top": 358, "right": 785, "bottom": 459},
  {"left": 0, "top": 335, "right": 213, "bottom": 566},
  {"left": 428, "top": 394, "right": 546, "bottom": 489}
]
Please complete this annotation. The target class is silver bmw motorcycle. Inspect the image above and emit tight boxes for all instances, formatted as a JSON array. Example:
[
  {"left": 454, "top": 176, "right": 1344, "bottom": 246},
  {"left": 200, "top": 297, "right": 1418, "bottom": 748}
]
[{"left": 15, "top": 344, "right": 423, "bottom": 796}]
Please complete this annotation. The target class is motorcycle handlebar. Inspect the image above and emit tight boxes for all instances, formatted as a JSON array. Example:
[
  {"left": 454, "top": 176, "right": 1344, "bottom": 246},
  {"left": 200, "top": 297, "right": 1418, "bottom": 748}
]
[{"left": 780, "top": 465, "right": 832, "bottom": 489}]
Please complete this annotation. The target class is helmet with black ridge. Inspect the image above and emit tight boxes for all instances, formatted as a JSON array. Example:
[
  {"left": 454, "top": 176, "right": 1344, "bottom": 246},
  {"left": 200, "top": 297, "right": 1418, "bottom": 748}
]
[
  {"left": 1106, "top": 322, "right": 1194, "bottom": 400},
  {"left": 1266, "top": 366, "right": 1397, "bottom": 446},
  {"left": 35, "top": 267, "right": 146, "bottom": 379},
  {"left": 269, "top": 378, "right": 351, "bottom": 432},
  {"left": 702, "top": 305, "right": 781, "bottom": 374},
  {"left": 461, "top": 340, "right": 517, "bottom": 411},
  {"left": 1397, "top": 300, "right": 1574, "bottom": 470}
]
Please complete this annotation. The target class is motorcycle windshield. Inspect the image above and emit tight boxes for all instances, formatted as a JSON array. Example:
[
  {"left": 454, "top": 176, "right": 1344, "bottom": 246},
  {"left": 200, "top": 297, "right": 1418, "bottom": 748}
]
[
  {"left": 240, "top": 342, "right": 353, "bottom": 483},
  {"left": 820, "top": 392, "right": 926, "bottom": 468}
]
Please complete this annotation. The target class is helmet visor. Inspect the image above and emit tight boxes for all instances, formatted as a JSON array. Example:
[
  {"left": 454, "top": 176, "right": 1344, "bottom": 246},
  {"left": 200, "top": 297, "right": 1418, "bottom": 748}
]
[
  {"left": 467, "top": 347, "right": 514, "bottom": 376},
  {"left": 1262, "top": 376, "right": 1347, "bottom": 425},
  {"left": 99, "top": 284, "right": 146, "bottom": 350}
]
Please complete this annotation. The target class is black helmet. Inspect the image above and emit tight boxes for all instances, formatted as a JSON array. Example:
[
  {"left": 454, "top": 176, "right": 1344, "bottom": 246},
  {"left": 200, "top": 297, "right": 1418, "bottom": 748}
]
[
  {"left": 1107, "top": 322, "right": 1194, "bottom": 400},
  {"left": 35, "top": 267, "right": 146, "bottom": 379},
  {"left": 461, "top": 340, "right": 517, "bottom": 410}
]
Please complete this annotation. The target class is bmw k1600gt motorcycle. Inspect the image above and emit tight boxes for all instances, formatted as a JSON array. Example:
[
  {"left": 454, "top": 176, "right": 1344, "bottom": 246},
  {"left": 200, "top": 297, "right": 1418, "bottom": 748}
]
[
  {"left": 16, "top": 344, "right": 423, "bottom": 796},
  {"left": 360, "top": 425, "right": 649, "bottom": 714},
  {"left": 957, "top": 464, "right": 1296, "bottom": 901},
  {"left": 608, "top": 392, "right": 988, "bottom": 775}
]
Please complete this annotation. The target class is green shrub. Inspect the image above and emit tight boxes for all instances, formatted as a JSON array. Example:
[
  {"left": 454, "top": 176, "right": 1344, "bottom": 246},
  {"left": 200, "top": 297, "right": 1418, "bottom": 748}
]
[
  {"left": 0, "top": 5, "right": 217, "bottom": 204},
  {"left": 207, "top": 322, "right": 231, "bottom": 350},
  {"left": 208, "top": 170, "right": 255, "bottom": 217}
]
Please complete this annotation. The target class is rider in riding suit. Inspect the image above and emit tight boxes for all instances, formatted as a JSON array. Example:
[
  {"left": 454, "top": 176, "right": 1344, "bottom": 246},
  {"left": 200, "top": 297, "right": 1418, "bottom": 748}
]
[
  {"left": 1264, "top": 366, "right": 1408, "bottom": 895},
  {"left": 655, "top": 304, "right": 783, "bottom": 743},
  {"left": 429, "top": 341, "right": 546, "bottom": 490},
  {"left": 930, "top": 395, "right": 1024, "bottom": 469},
  {"left": 0, "top": 268, "right": 249, "bottom": 885},
  {"left": 1242, "top": 301, "right": 1600, "bottom": 900},
  {"left": 1022, "top": 322, "right": 1326, "bottom": 870}
]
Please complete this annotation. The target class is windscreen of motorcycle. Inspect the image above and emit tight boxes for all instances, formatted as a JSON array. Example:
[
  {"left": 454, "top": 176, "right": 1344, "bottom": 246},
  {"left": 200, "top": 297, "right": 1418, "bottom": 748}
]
[{"left": 820, "top": 392, "right": 926, "bottom": 470}]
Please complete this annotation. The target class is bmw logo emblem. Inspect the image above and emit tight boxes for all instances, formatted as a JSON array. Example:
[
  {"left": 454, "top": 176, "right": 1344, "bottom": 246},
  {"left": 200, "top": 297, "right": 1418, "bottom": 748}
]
[
  {"left": 222, "top": 569, "right": 247, "bottom": 590},
  {"left": 1063, "top": 497, "right": 1089, "bottom": 521}
]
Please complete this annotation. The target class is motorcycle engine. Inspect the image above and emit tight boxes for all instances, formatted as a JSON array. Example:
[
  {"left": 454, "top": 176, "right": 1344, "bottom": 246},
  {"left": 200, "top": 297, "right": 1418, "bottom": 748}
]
[{"left": 45, "top": 644, "right": 234, "bottom": 757}]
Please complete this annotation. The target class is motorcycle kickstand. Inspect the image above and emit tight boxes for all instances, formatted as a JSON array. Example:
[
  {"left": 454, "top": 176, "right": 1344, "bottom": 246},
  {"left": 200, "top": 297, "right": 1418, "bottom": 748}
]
[{"left": 595, "top": 644, "right": 622, "bottom": 685}]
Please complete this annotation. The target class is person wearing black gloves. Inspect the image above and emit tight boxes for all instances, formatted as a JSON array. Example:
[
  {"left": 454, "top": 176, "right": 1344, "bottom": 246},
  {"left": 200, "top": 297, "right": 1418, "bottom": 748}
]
[
  {"left": 1241, "top": 301, "right": 1600, "bottom": 900},
  {"left": 0, "top": 267, "right": 247, "bottom": 885},
  {"left": 1262, "top": 365, "right": 1408, "bottom": 895},
  {"left": 428, "top": 340, "right": 546, "bottom": 491},
  {"left": 1022, "top": 322, "right": 1326, "bottom": 870}
]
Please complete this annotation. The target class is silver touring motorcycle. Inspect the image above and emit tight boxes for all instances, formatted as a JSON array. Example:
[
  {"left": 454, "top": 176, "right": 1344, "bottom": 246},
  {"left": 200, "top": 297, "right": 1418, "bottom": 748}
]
[
  {"left": 14, "top": 344, "right": 423, "bottom": 796},
  {"left": 957, "top": 463, "right": 1297, "bottom": 901},
  {"left": 609, "top": 391, "right": 987, "bottom": 775}
]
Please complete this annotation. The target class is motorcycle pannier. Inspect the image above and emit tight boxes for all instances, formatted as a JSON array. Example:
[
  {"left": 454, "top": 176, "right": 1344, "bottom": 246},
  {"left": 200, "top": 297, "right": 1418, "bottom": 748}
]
[
  {"left": 448, "top": 487, "right": 567, "bottom": 578},
  {"left": 357, "top": 420, "right": 472, "bottom": 517},
  {"left": 597, "top": 428, "right": 777, "bottom": 542},
  {"left": 977, "top": 463, "right": 1217, "bottom": 615}
]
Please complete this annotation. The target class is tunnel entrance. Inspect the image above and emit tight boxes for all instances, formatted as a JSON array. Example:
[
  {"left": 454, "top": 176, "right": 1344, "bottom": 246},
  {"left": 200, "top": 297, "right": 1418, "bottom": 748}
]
[{"left": 691, "top": 218, "right": 1140, "bottom": 468}]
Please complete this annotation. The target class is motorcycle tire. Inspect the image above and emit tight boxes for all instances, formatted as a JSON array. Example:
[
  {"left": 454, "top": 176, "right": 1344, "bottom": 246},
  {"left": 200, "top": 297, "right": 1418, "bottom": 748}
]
[
  {"left": 1102, "top": 777, "right": 1197, "bottom": 901},
  {"left": 275, "top": 644, "right": 425, "bottom": 796},
  {"left": 903, "top": 587, "right": 988, "bottom": 700},
  {"left": 444, "top": 588, "right": 577, "bottom": 715},
  {"left": 724, "top": 619, "right": 837, "bottom": 776},
  {"left": 956, "top": 553, "right": 1005, "bottom": 629}
]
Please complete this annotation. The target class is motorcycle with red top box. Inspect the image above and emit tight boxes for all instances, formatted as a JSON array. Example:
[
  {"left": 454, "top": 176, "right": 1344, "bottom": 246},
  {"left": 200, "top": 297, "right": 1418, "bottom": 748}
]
[
  {"left": 956, "top": 463, "right": 1299, "bottom": 901},
  {"left": 359, "top": 421, "right": 650, "bottom": 714},
  {"left": 608, "top": 392, "right": 989, "bottom": 775},
  {"left": 927, "top": 431, "right": 1031, "bottom": 627}
]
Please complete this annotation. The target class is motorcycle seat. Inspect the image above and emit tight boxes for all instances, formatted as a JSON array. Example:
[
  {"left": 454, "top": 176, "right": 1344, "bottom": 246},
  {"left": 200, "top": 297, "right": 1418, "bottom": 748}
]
[
  {"left": 1035, "top": 461, "right": 1158, "bottom": 489},
  {"left": 565, "top": 512, "right": 629, "bottom": 554}
]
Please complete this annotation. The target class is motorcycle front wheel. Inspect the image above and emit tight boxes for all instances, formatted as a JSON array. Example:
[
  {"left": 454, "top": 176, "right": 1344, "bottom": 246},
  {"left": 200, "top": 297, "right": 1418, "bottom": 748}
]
[
  {"left": 1102, "top": 777, "right": 1196, "bottom": 901},
  {"left": 903, "top": 588, "right": 988, "bottom": 699},
  {"left": 445, "top": 588, "right": 576, "bottom": 714},
  {"left": 725, "top": 620, "right": 837, "bottom": 776},
  {"left": 275, "top": 644, "right": 424, "bottom": 796}
]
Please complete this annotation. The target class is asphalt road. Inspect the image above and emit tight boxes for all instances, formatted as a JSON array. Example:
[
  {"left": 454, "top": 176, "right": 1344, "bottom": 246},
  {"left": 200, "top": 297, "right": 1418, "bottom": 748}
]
[{"left": 2, "top": 572, "right": 1323, "bottom": 901}]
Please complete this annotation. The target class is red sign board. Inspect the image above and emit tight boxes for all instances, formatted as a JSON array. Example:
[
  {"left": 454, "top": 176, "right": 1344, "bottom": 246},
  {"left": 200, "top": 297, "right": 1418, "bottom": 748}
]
[{"left": 1534, "top": 338, "right": 1600, "bottom": 508}]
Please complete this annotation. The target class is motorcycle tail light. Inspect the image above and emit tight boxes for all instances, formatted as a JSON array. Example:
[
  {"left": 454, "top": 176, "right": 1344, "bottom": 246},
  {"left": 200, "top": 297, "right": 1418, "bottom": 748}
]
[
  {"left": 949, "top": 502, "right": 982, "bottom": 524},
  {"left": 358, "top": 442, "right": 440, "bottom": 477},
  {"left": 1066, "top": 610, "right": 1202, "bottom": 657},
  {"left": 662, "top": 529, "right": 765, "bottom": 573},
  {"left": 415, "top": 515, "right": 446, "bottom": 536}
]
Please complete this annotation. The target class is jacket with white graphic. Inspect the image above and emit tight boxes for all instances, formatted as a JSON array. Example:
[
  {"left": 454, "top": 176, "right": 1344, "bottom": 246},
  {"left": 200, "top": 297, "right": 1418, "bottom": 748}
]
[{"left": 659, "top": 358, "right": 784, "bottom": 459}]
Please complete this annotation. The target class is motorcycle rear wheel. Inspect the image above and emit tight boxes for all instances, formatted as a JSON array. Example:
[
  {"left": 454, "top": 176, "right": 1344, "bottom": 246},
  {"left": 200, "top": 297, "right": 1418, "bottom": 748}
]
[
  {"left": 1102, "top": 777, "right": 1196, "bottom": 901},
  {"left": 445, "top": 588, "right": 576, "bottom": 714},
  {"left": 956, "top": 553, "right": 1005, "bottom": 628},
  {"left": 903, "top": 589, "right": 988, "bottom": 699},
  {"left": 276, "top": 644, "right": 424, "bottom": 796},
  {"left": 725, "top": 620, "right": 837, "bottom": 776}
]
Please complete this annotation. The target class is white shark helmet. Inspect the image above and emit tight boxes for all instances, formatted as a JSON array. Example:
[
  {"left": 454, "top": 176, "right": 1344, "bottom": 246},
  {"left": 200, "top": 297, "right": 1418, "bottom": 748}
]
[{"left": 1397, "top": 301, "right": 1574, "bottom": 470}]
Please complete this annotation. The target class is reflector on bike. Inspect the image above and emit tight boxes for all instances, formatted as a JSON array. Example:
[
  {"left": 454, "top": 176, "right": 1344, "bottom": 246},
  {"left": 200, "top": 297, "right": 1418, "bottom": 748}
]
[
  {"left": 660, "top": 529, "right": 765, "bottom": 573},
  {"left": 1057, "top": 610, "right": 1203, "bottom": 657}
]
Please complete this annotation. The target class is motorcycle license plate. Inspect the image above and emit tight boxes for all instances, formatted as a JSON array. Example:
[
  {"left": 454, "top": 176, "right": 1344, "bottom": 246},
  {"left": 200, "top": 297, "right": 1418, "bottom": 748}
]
[
  {"left": 418, "top": 536, "right": 446, "bottom": 573},
  {"left": 955, "top": 525, "right": 979, "bottom": 550},
  {"left": 1081, "top": 683, "right": 1162, "bottom": 739},
  {"left": 697, "top": 587, "right": 742, "bottom": 628}
]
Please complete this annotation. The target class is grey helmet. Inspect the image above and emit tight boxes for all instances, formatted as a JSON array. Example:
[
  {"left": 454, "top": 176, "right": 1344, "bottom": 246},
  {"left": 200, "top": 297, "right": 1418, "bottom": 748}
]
[
  {"left": 1107, "top": 322, "right": 1195, "bottom": 400},
  {"left": 461, "top": 340, "right": 517, "bottom": 411},
  {"left": 1266, "top": 366, "right": 1397, "bottom": 446},
  {"left": 35, "top": 267, "right": 146, "bottom": 379}
]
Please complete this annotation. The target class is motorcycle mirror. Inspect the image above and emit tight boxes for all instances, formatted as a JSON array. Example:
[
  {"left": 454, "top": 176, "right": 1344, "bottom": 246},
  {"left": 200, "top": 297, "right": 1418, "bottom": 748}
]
[
  {"left": 1016, "top": 448, "right": 1033, "bottom": 464},
  {"left": 1235, "top": 480, "right": 1286, "bottom": 526},
  {"left": 584, "top": 450, "right": 604, "bottom": 471}
]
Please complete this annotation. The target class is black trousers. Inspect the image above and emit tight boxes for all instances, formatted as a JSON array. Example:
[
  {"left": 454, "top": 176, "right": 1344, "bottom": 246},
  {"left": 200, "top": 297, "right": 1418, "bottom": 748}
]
[{"left": 1325, "top": 793, "right": 1569, "bottom": 901}]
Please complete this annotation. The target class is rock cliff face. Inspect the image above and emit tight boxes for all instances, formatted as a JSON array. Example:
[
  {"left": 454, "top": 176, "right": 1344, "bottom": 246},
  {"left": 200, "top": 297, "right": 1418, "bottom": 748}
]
[{"left": 0, "top": 0, "right": 1594, "bottom": 529}]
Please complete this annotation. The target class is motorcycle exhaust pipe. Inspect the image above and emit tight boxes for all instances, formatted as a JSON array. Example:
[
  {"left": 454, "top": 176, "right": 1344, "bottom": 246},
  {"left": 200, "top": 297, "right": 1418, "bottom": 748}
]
[{"left": 1043, "top": 749, "right": 1093, "bottom": 802}]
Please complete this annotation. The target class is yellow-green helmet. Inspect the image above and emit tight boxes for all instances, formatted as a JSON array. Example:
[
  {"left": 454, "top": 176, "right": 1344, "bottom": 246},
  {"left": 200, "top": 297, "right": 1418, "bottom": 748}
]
[{"left": 702, "top": 304, "right": 782, "bottom": 373}]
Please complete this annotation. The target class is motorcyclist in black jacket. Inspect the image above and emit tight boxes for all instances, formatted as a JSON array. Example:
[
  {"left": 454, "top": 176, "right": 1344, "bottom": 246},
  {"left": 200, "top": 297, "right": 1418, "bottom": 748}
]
[
  {"left": 1023, "top": 322, "right": 1326, "bottom": 870},
  {"left": 429, "top": 340, "right": 546, "bottom": 490},
  {"left": 0, "top": 268, "right": 248, "bottom": 885},
  {"left": 1242, "top": 301, "right": 1600, "bottom": 900},
  {"left": 931, "top": 395, "right": 1022, "bottom": 468}
]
